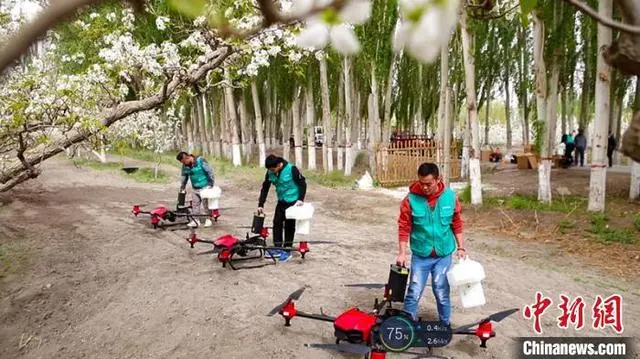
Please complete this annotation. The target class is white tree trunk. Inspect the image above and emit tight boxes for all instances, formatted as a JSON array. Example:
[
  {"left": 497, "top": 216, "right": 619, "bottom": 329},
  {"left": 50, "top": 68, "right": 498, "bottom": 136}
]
[
  {"left": 196, "top": 95, "right": 208, "bottom": 155},
  {"left": 337, "top": 69, "right": 345, "bottom": 171},
  {"left": 220, "top": 95, "right": 229, "bottom": 159},
  {"left": 282, "top": 110, "right": 291, "bottom": 160},
  {"left": 306, "top": 76, "right": 316, "bottom": 170},
  {"left": 319, "top": 55, "right": 333, "bottom": 173},
  {"left": 238, "top": 98, "right": 250, "bottom": 160},
  {"left": 382, "top": 57, "right": 395, "bottom": 143},
  {"left": 343, "top": 57, "right": 354, "bottom": 176},
  {"left": 533, "top": 13, "right": 551, "bottom": 203},
  {"left": 460, "top": 11, "right": 482, "bottom": 205},
  {"left": 547, "top": 63, "right": 560, "bottom": 157},
  {"left": 251, "top": 81, "right": 266, "bottom": 167},
  {"left": 588, "top": 0, "right": 613, "bottom": 212},
  {"left": 630, "top": 161, "right": 640, "bottom": 200},
  {"left": 368, "top": 65, "right": 380, "bottom": 177},
  {"left": 223, "top": 68, "right": 242, "bottom": 166},
  {"left": 437, "top": 43, "right": 449, "bottom": 164},
  {"left": 443, "top": 87, "right": 453, "bottom": 187},
  {"left": 292, "top": 93, "right": 304, "bottom": 168}
]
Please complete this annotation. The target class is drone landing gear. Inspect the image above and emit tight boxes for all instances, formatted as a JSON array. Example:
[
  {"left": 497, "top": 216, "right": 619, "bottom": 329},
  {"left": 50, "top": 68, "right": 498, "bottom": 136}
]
[{"left": 224, "top": 248, "right": 277, "bottom": 270}]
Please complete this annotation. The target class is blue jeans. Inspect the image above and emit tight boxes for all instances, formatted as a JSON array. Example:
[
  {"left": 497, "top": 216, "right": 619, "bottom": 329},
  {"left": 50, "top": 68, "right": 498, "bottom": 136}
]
[{"left": 403, "top": 253, "right": 453, "bottom": 324}]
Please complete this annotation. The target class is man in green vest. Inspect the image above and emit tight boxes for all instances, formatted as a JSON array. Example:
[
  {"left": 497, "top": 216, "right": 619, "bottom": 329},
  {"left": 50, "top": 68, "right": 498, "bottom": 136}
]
[
  {"left": 257, "top": 154, "right": 307, "bottom": 262},
  {"left": 177, "top": 152, "right": 216, "bottom": 228},
  {"left": 396, "top": 162, "right": 466, "bottom": 325}
]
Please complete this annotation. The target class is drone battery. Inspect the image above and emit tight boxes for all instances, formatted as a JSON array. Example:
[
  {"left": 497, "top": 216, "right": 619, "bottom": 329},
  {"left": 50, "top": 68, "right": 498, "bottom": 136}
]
[
  {"left": 251, "top": 213, "right": 265, "bottom": 234},
  {"left": 177, "top": 191, "right": 186, "bottom": 207},
  {"left": 386, "top": 264, "right": 409, "bottom": 302}
]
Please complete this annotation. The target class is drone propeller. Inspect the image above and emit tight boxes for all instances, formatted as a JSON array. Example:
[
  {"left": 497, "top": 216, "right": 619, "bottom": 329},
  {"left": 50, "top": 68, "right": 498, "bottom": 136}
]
[
  {"left": 266, "top": 287, "right": 306, "bottom": 316},
  {"left": 304, "top": 343, "right": 371, "bottom": 355},
  {"left": 453, "top": 308, "right": 519, "bottom": 333}
]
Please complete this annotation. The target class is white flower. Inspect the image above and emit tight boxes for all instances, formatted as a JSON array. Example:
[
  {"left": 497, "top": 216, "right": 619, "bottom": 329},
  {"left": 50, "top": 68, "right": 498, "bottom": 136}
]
[
  {"left": 267, "top": 45, "right": 281, "bottom": 56},
  {"left": 106, "top": 12, "right": 116, "bottom": 22},
  {"left": 119, "top": 84, "right": 130, "bottom": 98},
  {"left": 89, "top": 12, "right": 99, "bottom": 19},
  {"left": 156, "top": 16, "right": 169, "bottom": 31},
  {"left": 194, "top": 16, "right": 206, "bottom": 26},
  {"left": 393, "top": 0, "right": 460, "bottom": 64},
  {"left": 293, "top": 0, "right": 371, "bottom": 55}
]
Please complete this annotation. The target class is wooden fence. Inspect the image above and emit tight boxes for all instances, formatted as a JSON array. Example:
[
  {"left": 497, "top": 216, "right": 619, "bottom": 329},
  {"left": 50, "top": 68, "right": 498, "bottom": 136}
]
[{"left": 375, "top": 140, "right": 461, "bottom": 187}]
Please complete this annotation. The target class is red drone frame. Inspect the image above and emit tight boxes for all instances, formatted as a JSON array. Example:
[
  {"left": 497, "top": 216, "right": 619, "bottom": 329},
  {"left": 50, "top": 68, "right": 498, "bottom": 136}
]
[
  {"left": 185, "top": 213, "right": 334, "bottom": 270},
  {"left": 131, "top": 191, "right": 221, "bottom": 230},
  {"left": 268, "top": 264, "right": 518, "bottom": 359}
]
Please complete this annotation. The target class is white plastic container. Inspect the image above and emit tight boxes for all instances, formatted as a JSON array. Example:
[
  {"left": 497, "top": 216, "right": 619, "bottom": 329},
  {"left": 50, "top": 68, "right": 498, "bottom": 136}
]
[
  {"left": 285, "top": 203, "right": 315, "bottom": 234},
  {"left": 446, "top": 257, "right": 486, "bottom": 308},
  {"left": 200, "top": 186, "right": 222, "bottom": 210}
]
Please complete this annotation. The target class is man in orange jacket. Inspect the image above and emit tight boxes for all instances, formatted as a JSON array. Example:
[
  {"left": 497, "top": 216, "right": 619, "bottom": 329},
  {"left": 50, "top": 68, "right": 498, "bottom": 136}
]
[{"left": 396, "top": 162, "right": 467, "bottom": 325}]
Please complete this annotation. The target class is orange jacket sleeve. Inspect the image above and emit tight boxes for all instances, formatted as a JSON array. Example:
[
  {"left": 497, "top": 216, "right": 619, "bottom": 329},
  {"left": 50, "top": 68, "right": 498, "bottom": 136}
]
[{"left": 398, "top": 196, "right": 412, "bottom": 243}]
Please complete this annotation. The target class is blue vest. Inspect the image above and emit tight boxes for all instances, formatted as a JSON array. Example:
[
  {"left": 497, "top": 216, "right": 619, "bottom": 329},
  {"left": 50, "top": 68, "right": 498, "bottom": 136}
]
[
  {"left": 182, "top": 157, "right": 209, "bottom": 189},
  {"left": 408, "top": 188, "right": 457, "bottom": 257},
  {"left": 267, "top": 163, "right": 300, "bottom": 203}
]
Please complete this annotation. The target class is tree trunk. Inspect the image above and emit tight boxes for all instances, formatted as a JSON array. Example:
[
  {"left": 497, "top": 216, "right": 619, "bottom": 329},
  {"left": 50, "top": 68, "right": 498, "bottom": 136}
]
[
  {"left": 344, "top": 57, "right": 354, "bottom": 177},
  {"left": 629, "top": 79, "right": 640, "bottom": 200},
  {"left": 208, "top": 92, "right": 221, "bottom": 158},
  {"left": 223, "top": 68, "right": 242, "bottom": 166},
  {"left": 547, "top": 62, "right": 560, "bottom": 157},
  {"left": 382, "top": 56, "right": 395, "bottom": 144},
  {"left": 292, "top": 92, "right": 304, "bottom": 168},
  {"left": 220, "top": 93, "right": 229, "bottom": 159},
  {"left": 197, "top": 95, "right": 208, "bottom": 155},
  {"left": 202, "top": 93, "right": 214, "bottom": 155},
  {"left": 251, "top": 81, "right": 266, "bottom": 167},
  {"left": 305, "top": 76, "right": 317, "bottom": 171},
  {"left": 319, "top": 56, "right": 333, "bottom": 173},
  {"left": 505, "top": 68, "right": 512, "bottom": 151},
  {"left": 182, "top": 101, "right": 193, "bottom": 151},
  {"left": 238, "top": 97, "right": 250, "bottom": 161},
  {"left": 282, "top": 109, "right": 291, "bottom": 160},
  {"left": 368, "top": 64, "right": 379, "bottom": 177},
  {"left": 191, "top": 98, "right": 201, "bottom": 154},
  {"left": 533, "top": 12, "right": 551, "bottom": 203},
  {"left": 518, "top": 24, "right": 530, "bottom": 147},
  {"left": 484, "top": 89, "right": 490, "bottom": 146},
  {"left": 561, "top": 87, "right": 567, "bottom": 138},
  {"left": 443, "top": 87, "right": 453, "bottom": 187},
  {"left": 337, "top": 66, "right": 345, "bottom": 171},
  {"left": 588, "top": 0, "right": 613, "bottom": 212},
  {"left": 460, "top": 10, "right": 482, "bottom": 205},
  {"left": 438, "top": 43, "right": 449, "bottom": 164}
]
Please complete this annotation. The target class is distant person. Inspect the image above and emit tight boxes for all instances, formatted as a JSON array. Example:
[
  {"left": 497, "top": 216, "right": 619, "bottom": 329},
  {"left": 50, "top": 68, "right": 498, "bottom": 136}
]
[
  {"left": 564, "top": 132, "right": 575, "bottom": 164},
  {"left": 608, "top": 132, "right": 617, "bottom": 167},
  {"left": 489, "top": 147, "right": 502, "bottom": 162},
  {"left": 176, "top": 151, "right": 216, "bottom": 228},
  {"left": 257, "top": 155, "right": 307, "bottom": 262},
  {"left": 574, "top": 129, "right": 587, "bottom": 167}
]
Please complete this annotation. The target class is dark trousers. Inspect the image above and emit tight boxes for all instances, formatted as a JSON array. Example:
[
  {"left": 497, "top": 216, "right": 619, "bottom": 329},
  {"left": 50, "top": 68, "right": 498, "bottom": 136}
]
[
  {"left": 273, "top": 201, "right": 296, "bottom": 248},
  {"left": 574, "top": 148, "right": 585, "bottom": 167},
  {"left": 607, "top": 150, "right": 614, "bottom": 167}
]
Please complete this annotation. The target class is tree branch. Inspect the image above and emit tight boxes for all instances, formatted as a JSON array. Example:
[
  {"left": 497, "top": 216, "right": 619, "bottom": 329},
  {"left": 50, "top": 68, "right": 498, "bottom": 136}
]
[{"left": 561, "top": 0, "right": 640, "bottom": 34}]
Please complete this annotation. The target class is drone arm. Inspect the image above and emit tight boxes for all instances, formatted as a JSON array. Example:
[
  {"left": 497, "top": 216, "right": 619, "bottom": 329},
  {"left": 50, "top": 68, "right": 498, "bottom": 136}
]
[{"left": 295, "top": 310, "right": 336, "bottom": 323}]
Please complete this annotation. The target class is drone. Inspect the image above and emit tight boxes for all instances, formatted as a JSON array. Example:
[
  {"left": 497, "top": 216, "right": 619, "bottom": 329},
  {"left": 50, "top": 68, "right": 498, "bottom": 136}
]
[
  {"left": 131, "top": 191, "right": 221, "bottom": 230},
  {"left": 268, "top": 264, "right": 518, "bottom": 359},
  {"left": 185, "top": 212, "right": 334, "bottom": 270}
]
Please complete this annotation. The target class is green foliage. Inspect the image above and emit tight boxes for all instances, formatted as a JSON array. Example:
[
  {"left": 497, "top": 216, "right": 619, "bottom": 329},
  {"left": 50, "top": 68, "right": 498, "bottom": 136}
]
[
  {"left": 304, "top": 170, "right": 359, "bottom": 189},
  {"left": 558, "top": 219, "right": 576, "bottom": 234},
  {"left": 589, "top": 213, "right": 637, "bottom": 245},
  {"left": 168, "top": 0, "right": 207, "bottom": 19},
  {"left": 634, "top": 213, "right": 640, "bottom": 231},
  {"left": 518, "top": 0, "right": 538, "bottom": 27},
  {"left": 72, "top": 158, "right": 172, "bottom": 183},
  {"left": 531, "top": 119, "right": 543, "bottom": 155}
]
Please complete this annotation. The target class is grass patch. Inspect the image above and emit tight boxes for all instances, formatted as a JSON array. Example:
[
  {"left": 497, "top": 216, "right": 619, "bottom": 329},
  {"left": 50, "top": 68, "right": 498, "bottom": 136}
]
[
  {"left": 72, "top": 158, "right": 172, "bottom": 184},
  {"left": 558, "top": 219, "right": 576, "bottom": 234},
  {"left": 305, "top": 170, "right": 359, "bottom": 189},
  {"left": 588, "top": 213, "right": 637, "bottom": 244},
  {"left": 0, "top": 243, "right": 29, "bottom": 279},
  {"left": 635, "top": 213, "right": 640, "bottom": 231}
]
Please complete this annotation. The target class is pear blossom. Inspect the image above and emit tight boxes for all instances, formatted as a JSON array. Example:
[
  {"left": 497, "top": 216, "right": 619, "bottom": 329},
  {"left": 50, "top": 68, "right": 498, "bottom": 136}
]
[
  {"left": 292, "top": 0, "right": 371, "bottom": 55},
  {"left": 155, "top": 16, "right": 169, "bottom": 31},
  {"left": 392, "top": 0, "right": 461, "bottom": 64}
]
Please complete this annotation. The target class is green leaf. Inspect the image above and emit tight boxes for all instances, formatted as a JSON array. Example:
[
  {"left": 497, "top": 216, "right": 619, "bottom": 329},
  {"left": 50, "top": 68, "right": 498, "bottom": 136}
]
[
  {"left": 168, "top": 0, "right": 207, "bottom": 19},
  {"left": 519, "top": 0, "right": 538, "bottom": 26}
]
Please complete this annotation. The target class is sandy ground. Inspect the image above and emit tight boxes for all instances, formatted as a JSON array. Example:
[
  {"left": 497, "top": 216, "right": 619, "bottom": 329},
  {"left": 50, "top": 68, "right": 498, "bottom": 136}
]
[{"left": 0, "top": 156, "right": 639, "bottom": 359}]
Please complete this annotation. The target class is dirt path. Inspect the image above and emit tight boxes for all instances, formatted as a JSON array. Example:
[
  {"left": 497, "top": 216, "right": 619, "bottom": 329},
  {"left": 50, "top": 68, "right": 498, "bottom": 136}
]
[{"left": 1, "top": 156, "right": 638, "bottom": 359}]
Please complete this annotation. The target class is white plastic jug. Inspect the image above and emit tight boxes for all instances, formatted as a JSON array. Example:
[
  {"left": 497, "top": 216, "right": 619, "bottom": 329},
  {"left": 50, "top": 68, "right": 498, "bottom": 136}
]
[
  {"left": 199, "top": 186, "right": 222, "bottom": 210},
  {"left": 446, "top": 257, "right": 486, "bottom": 308},
  {"left": 285, "top": 203, "right": 314, "bottom": 234}
]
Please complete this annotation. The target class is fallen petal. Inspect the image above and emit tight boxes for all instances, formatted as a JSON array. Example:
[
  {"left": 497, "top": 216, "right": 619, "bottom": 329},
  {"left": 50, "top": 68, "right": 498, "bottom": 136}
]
[{"left": 330, "top": 24, "right": 361, "bottom": 55}]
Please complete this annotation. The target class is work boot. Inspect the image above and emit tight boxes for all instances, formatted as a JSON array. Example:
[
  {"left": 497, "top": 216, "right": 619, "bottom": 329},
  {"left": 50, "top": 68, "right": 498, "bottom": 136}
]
[{"left": 203, "top": 219, "right": 213, "bottom": 228}]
